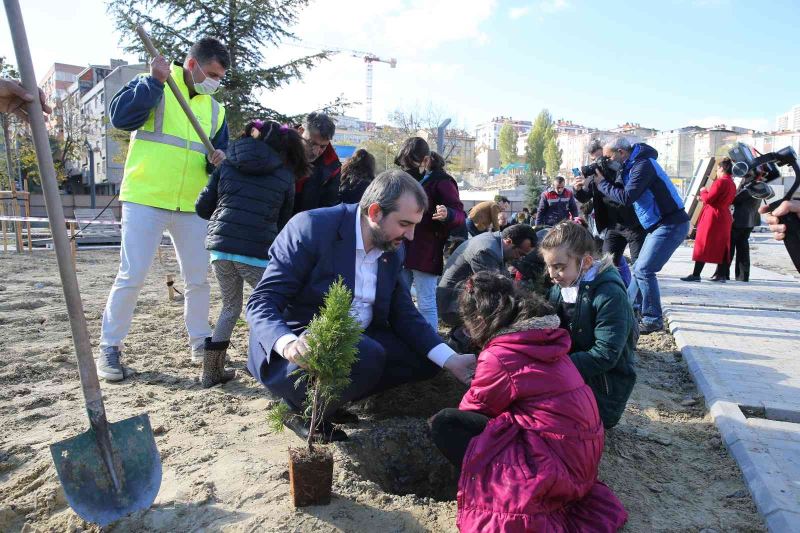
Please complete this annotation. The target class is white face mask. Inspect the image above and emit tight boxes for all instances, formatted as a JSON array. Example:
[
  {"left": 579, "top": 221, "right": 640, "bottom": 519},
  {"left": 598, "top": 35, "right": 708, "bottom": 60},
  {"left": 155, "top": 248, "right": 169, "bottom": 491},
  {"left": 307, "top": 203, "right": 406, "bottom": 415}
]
[
  {"left": 560, "top": 257, "right": 587, "bottom": 304},
  {"left": 191, "top": 63, "right": 221, "bottom": 95}
]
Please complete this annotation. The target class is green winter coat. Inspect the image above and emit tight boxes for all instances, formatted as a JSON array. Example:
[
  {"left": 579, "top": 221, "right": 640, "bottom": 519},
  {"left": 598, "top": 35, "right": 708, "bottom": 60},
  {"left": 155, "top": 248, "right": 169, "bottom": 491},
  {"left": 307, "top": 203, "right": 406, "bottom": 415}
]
[{"left": 547, "top": 261, "right": 637, "bottom": 428}]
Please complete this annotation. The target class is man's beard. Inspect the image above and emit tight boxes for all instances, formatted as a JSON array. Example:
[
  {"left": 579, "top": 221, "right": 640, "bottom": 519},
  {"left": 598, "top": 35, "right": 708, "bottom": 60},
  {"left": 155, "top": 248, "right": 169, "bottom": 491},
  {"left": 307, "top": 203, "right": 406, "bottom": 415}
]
[{"left": 368, "top": 222, "right": 400, "bottom": 252}]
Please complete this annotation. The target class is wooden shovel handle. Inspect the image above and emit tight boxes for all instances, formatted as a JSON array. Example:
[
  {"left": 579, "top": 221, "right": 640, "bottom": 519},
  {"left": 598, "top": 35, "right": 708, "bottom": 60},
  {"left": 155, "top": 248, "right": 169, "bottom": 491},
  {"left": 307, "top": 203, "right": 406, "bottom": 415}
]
[{"left": 135, "top": 25, "right": 216, "bottom": 155}]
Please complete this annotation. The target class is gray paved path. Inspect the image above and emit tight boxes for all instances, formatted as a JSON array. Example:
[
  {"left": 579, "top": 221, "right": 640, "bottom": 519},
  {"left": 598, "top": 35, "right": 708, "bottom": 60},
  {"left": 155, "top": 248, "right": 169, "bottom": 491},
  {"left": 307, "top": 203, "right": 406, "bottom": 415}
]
[{"left": 658, "top": 244, "right": 800, "bottom": 532}]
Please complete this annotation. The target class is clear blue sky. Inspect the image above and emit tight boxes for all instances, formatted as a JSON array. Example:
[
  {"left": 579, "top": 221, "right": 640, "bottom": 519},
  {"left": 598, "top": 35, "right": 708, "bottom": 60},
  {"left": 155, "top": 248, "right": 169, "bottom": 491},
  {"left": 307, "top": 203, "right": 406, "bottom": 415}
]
[{"left": 1, "top": 0, "right": 798, "bottom": 132}]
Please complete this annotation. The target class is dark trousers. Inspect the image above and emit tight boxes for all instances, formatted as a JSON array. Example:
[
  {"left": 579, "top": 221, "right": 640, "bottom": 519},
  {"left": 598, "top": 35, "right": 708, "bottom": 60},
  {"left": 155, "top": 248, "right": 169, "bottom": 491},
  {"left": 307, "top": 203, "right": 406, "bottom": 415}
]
[
  {"left": 603, "top": 225, "right": 647, "bottom": 265},
  {"left": 430, "top": 408, "right": 489, "bottom": 470},
  {"left": 262, "top": 325, "right": 440, "bottom": 415},
  {"left": 715, "top": 228, "right": 753, "bottom": 281}
]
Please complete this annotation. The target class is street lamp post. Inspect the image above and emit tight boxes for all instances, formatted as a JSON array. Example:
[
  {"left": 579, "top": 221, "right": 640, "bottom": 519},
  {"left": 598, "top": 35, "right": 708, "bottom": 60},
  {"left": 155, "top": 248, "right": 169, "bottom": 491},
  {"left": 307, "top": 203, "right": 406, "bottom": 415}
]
[
  {"left": 84, "top": 140, "right": 97, "bottom": 209},
  {"left": 437, "top": 118, "right": 451, "bottom": 155}
]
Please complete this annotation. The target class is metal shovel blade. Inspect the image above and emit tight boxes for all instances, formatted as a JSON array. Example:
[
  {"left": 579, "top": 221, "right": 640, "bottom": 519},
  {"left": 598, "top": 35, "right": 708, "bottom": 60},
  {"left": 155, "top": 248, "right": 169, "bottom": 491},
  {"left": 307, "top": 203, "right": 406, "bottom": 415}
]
[{"left": 50, "top": 413, "right": 162, "bottom": 527}]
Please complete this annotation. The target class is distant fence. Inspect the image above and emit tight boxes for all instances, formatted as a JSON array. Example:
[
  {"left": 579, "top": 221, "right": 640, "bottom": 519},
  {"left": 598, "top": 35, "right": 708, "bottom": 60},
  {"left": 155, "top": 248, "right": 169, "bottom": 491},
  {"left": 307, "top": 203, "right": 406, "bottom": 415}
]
[{"left": 28, "top": 194, "right": 122, "bottom": 221}]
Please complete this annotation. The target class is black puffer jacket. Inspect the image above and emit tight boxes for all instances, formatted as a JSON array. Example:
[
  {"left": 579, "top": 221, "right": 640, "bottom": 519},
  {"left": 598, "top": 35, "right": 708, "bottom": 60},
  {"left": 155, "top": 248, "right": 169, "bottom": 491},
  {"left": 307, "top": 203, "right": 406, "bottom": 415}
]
[{"left": 196, "top": 137, "right": 295, "bottom": 260}]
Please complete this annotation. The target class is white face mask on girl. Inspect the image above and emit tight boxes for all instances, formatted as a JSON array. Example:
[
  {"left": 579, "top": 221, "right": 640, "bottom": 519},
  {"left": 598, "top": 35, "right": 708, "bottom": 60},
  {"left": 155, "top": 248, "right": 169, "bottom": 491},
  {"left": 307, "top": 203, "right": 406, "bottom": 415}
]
[
  {"left": 191, "top": 63, "right": 221, "bottom": 95},
  {"left": 561, "top": 257, "right": 587, "bottom": 304}
]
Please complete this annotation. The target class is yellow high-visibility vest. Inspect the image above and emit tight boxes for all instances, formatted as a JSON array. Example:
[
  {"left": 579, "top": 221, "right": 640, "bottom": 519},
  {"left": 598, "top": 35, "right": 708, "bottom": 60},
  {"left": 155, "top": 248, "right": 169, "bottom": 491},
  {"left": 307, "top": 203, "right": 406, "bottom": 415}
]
[{"left": 120, "top": 62, "right": 225, "bottom": 212}]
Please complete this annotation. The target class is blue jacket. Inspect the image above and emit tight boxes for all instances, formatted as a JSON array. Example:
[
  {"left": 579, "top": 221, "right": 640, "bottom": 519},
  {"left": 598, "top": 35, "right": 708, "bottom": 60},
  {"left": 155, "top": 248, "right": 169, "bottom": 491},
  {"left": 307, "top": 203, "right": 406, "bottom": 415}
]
[
  {"left": 109, "top": 71, "right": 229, "bottom": 151},
  {"left": 597, "top": 143, "right": 688, "bottom": 231},
  {"left": 244, "top": 203, "right": 443, "bottom": 384}
]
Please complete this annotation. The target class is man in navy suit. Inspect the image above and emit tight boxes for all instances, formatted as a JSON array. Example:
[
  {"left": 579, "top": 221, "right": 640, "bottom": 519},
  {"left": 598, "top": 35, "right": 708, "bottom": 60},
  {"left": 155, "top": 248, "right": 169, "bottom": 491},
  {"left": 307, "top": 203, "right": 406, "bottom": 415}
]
[{"left": 246, "top": 170, "right": 477, "bottom": 442}]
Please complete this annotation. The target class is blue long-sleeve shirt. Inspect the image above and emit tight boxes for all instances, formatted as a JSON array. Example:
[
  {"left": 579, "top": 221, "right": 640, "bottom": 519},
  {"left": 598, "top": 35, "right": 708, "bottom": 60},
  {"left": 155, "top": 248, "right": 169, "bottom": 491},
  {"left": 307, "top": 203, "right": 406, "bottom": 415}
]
[{"left": 109, "top": 73, "right": 229, "bottom": 152}]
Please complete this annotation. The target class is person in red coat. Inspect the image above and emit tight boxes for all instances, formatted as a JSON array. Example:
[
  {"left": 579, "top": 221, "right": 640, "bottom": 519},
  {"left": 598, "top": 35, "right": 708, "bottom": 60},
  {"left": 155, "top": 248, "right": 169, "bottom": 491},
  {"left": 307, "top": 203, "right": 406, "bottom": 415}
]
[
  {"left": 681, "top": 157, "right": 737, "bottom": 282},
  {"left": 397, "top": 138, "right": 465, "bottom": 329},
  {"left": 430, "top": 271, "right": 628, "bottom": 533}
]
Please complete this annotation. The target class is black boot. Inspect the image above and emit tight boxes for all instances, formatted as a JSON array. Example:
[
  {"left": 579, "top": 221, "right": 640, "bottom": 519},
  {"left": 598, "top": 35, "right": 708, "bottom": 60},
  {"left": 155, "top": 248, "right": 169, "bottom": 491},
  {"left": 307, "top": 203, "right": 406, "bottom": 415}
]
[
  {"left": 282, "top": 401, "right": 348, "bottom": 442},
  {"left": 201, "top": 338, "right": 235, "bottom": 388}
]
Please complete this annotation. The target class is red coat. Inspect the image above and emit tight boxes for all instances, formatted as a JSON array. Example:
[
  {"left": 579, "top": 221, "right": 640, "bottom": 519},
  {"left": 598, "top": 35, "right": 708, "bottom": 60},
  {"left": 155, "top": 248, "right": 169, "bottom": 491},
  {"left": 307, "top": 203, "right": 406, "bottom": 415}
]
[
  {"left": 404, "top": 169, "right": 465, "bottom": 274},
  {"left": 693, "top": 174, "right": 736, "bottom": 263},
  {"left": 457, "top": 321, "right": 628, "bottom": 533}
]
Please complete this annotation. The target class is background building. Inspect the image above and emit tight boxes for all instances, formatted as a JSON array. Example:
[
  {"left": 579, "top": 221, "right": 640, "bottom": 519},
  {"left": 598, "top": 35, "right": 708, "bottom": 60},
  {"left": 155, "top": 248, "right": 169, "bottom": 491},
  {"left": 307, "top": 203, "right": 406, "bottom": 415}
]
[
  {"left": 474, "top": 116, "right": 531, "bottom": 151},
  {"left": 39, "top": 63, "right": 84, "bottom": 138},
  {"left": 776, "top": 105, "right": 800, "bottom": 132}
]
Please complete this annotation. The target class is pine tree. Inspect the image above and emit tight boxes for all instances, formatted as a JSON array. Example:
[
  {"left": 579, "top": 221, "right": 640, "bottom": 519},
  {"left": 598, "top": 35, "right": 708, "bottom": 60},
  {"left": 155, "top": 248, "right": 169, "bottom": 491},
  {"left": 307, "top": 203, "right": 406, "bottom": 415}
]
[
  {"left": 268, "top": 278, "right": 363, "bottom": 452},
  {"left": 107, "top": 0, "right": 339, "bottom": 132},
  {"left": 498, "top": 122, "right": 518, "bottom": 166}
]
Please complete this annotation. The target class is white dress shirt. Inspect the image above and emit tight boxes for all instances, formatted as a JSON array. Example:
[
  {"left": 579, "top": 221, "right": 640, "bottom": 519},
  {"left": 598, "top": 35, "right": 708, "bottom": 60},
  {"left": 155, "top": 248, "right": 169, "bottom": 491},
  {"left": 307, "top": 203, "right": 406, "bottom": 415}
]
[{"left": 273, "top": 207, "right": 454, "bottom": 367}]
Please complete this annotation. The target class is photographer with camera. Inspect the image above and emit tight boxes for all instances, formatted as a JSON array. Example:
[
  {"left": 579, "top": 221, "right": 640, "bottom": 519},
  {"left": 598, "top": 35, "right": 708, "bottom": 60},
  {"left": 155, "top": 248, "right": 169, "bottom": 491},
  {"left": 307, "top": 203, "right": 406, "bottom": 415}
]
[
  {"left": 592, "top": 138, "right": 690, "bottom": 334},
  {"left": 575, "top": 140, "right": 647, "bottom": 266}
]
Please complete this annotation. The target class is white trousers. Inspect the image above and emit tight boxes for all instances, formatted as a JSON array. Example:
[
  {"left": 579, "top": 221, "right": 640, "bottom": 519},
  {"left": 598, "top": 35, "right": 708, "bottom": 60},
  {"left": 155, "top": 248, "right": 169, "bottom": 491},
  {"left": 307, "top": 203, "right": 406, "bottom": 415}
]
[{"left": 100, "top": 202, "right": 211, "bottom": 351}]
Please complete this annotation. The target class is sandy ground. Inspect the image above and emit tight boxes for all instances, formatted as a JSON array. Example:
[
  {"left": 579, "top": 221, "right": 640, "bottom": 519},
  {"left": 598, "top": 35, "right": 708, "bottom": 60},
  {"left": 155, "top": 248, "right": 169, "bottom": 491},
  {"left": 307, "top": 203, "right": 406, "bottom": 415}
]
[{"left": 0, "top": 247, "right": 766, "bottom": 532}]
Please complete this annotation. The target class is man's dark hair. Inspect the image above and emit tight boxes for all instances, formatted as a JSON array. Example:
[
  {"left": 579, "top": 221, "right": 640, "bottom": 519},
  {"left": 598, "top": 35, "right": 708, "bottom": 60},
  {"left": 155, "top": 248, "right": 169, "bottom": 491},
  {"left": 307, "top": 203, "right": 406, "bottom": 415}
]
[
  {"left": 303, "top": 112, "right": 336, "bottom": 140},
  {"left": 502, "top": 223, "right": 538, "bottom": 248},
  {"left": 189, "top": 37, "right": 231, "bottom": 70},
  {"left": 494, "top": 195, "right": 510, "bottom": 204},
  {"left": 359, "top": 169, "right": 427, "bottom": 216},
  {"left": 587, "top": 139, "right": 603, "bottom": 155},
  {"left": 554, "top": 176, "right": 566, "bottom": 185},
  {"left": 522, "top": 207, "right": 530, "bottom": 213}
]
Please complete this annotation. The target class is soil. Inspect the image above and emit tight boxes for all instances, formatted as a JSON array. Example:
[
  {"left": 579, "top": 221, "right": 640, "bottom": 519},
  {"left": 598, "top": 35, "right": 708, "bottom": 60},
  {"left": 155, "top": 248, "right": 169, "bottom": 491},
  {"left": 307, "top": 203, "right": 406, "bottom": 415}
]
[
  {"left": 289, "top": 447, "right": 334, "bottom": 507},
  {"left": 0, "top": 248, "right": 766, "bottom": 532}
]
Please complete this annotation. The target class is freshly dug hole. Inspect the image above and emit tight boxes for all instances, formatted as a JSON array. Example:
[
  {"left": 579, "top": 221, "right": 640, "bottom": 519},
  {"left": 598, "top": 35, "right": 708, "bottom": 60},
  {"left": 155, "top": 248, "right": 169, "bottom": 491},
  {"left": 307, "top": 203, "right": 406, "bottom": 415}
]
[{"left": 340, "top": 418, "right": 459, "bottom": 501}]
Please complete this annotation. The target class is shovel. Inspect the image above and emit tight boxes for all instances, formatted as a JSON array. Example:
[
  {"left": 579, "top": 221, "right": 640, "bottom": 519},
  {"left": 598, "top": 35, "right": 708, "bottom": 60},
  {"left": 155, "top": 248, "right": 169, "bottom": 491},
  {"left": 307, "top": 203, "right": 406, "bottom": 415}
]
[{"left": 3, "top": 0, "right": 161, "bottom": 526}]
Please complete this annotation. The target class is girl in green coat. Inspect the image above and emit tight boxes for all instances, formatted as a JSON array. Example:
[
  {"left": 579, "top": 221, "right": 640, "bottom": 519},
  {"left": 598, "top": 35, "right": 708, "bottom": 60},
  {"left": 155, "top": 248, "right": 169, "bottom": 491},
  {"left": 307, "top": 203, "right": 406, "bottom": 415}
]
[{"left": 540, "top": 221, "right": 637, "bottom": 428}]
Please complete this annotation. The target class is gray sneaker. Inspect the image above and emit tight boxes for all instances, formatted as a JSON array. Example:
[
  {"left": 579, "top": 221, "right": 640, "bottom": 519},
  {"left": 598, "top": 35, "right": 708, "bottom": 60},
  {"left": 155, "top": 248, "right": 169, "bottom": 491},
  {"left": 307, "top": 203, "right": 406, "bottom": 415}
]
[{"left": 96, "top": 346, "right": 124, "bottom": 382}]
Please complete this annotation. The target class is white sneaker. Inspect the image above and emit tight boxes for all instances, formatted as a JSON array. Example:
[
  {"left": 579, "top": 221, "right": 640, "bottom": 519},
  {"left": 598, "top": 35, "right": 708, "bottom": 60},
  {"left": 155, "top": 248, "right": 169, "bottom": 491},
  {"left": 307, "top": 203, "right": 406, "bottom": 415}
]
[
  {"left": 191, "top": 345, "right": 205, "bottom": 363},
  {"left": 96, "top": 346, "right": 124, "bottom": 382}
]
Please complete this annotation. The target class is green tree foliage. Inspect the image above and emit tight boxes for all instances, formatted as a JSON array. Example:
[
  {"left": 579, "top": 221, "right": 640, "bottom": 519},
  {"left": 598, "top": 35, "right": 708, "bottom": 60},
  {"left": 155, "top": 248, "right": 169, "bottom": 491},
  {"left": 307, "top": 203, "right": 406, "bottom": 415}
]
[
  {"left": 544, "top": 133, "right": 562, "bottom": 177},
  {"left": 525, "top": 173, "right": 544, "bottom": 213},
  {"left": 526, "top": 109, "right": 554, "bottom": 175},
  {"left": 106, "top": 0, "right": 342, "bottom": 131},
  {"left": 0, "top": 58, "right": 67, "bottom": 186},
  {"left": 268, "top": 278, "right": 362, "bottom": 452},
  {"left": 498, "top": 122, "right": 518, "bottom": 167}
]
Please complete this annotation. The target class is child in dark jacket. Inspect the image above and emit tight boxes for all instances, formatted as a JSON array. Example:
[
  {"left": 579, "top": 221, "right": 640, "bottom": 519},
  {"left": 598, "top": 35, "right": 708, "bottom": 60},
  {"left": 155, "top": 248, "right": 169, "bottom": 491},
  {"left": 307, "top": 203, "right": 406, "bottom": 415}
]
[
  {"left": 430, "top": 271, "right": 627, "bottom": 532},
  {"left": 338, "top": 148, "right": 376, "bottom": 204},
  {"left": 195, "top": 120, "right": 307, "bottom": 387},
  {"left": 540, "top": 221, "right": 637, "bottom": 428}
]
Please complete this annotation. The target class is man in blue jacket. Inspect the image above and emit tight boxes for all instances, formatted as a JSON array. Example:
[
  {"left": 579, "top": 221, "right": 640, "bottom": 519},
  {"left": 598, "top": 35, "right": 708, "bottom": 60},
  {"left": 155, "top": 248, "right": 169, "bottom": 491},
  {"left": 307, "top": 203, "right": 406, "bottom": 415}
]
[
  {"left": 594, "top": 138, "right": 690, "bottom": 334},
  {"left": 246, "top": 170, "right": 477, "bottom": 442}
]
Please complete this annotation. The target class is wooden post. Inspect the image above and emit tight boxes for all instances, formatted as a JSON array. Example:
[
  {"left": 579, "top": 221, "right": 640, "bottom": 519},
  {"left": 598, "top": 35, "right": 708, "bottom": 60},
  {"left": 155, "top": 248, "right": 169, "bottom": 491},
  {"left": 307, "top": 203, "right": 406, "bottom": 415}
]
[
  {"left": 2, "top": 115, "right": 22, "bottom": 252},
  {"left": 69, "top": 221, "right": 76, "bottom": 266},
  {"left": 1, "top": 197, "right": 7, "bottom": 252},
  {"left": 166, "top": 274, "right": 175, "bottom": 301},
  {"left": 157, "top": 244, "right": 163, "bottom": 263},
  {"left": 23, "top": 182, "right": 31, "bottom": 250}
]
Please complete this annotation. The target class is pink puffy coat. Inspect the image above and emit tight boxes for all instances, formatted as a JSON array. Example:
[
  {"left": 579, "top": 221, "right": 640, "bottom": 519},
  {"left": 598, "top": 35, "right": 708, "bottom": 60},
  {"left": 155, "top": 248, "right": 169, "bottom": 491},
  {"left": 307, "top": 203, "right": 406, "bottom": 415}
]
[{"left": 457, "top": 318, "right": 628, "bottom": 532}]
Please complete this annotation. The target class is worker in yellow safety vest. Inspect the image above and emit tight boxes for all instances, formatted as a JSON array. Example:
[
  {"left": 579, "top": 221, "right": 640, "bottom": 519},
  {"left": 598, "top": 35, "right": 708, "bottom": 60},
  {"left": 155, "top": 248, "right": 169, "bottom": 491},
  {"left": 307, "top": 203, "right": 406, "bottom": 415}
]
[{"left": 97, "top": 37, "right": 230, "bottom": 382}]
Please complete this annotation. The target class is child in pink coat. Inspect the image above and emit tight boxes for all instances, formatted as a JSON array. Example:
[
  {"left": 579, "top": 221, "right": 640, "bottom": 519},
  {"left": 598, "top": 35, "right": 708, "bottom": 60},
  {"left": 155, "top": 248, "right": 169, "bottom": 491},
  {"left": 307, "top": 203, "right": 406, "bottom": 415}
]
[{"left": 430, "top": 271, "right": 628, "bottom": 532}]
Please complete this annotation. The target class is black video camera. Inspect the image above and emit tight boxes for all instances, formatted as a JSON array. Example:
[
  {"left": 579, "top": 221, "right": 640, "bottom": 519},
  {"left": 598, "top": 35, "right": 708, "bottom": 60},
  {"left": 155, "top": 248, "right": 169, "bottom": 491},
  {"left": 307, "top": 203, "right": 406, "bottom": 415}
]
[
  {"left": 581, "top": 156, "right": 617, "bottom": 181},
  {"left": 728, "top": 142, "right": 800, "bottom": 272}
]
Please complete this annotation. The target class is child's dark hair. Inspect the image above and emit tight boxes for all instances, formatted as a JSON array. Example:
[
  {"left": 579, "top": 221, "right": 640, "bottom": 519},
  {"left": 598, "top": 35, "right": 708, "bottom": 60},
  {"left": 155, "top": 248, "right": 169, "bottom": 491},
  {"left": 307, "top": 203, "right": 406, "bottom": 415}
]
[
  {"left": 427, "top": 151, "right": 446, "bottom": 173},
  {"left": 540, "top": 220, "right": 598, "bottom": 259},
  {"left": 242, "top": 120, "right": 309, "bottom": 178},
  {"left": 341, "top": 149, "right": 376, "bottom": 188},
  {"left": 718, "top": 157, "right": 733, "bottom": 174},
  {"left": 459, "top": 271, "right": 555, "bottom": 347},
  {"left": 394, "top": 137, "right": 430, "bottom": 170}
]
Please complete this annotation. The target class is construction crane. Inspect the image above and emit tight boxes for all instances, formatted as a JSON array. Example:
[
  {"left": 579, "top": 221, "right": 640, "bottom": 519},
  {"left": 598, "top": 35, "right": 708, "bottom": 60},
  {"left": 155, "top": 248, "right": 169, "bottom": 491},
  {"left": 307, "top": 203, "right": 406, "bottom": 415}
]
[
  {"left": 286, "top": 41, "right": 397, "bottom": 123},
  {"left": 361, "top": 54, "right": 397, "bottom": 123}
]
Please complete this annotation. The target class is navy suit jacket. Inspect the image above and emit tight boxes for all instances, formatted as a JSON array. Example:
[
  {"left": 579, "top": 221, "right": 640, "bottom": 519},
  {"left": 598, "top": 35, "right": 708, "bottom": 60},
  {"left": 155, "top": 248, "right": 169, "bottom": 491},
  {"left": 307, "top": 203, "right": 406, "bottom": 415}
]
[{"left": 245, "top": 203, "right": 443, "bottom": 384}]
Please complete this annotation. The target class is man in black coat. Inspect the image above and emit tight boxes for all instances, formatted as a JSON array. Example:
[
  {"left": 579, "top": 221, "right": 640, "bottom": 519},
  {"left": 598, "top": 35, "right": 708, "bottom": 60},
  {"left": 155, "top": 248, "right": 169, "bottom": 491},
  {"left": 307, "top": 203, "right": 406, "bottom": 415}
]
[{"left": 294, "top": 112, "right": 342, "bottom": 213}]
